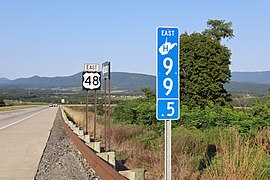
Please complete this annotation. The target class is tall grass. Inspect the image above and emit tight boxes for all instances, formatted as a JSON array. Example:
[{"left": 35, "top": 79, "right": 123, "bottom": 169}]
[
  {"left": 201, "top": 131, "right": 268, "bottom": 180},
  {"left": 109, "top": 124, "right": 164, "bottom": 179},
  {"left": 63, "top": 106, "right": 102, "bottom": 136},
  {"left": 64, "top": 107, "right": 86, "bottom": 129},
  {"left": 256, "top": 128, "right": 270, "bottom": 155},
  {"left": 109, "top": 124, "right": 200, "bottom": 179}
]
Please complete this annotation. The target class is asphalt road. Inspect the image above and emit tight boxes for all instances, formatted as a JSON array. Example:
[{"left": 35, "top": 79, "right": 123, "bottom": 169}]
[
  {"left": 0, "top": 106, "right": 58, "bottom": 179},
  {"left": 0, "top": 106, "right": 48, "bottom": 130}
]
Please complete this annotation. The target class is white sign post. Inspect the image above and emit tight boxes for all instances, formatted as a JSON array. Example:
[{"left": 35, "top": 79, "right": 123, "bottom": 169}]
[{"left": 156, "top": 26, "right": 179, "bottom": 180}]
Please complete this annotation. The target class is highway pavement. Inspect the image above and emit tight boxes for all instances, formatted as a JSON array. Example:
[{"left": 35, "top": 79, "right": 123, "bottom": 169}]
[{"left": 0, "top": 106, "right": 58, "bottom": 179}]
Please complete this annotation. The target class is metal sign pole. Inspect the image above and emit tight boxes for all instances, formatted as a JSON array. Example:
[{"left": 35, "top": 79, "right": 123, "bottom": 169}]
[
  {"left": 86, "top": 90, "right": 89, "bottom": 134},
  {"left": 94, "top": 90, "right": 97, "bottom": 141},
  {"left": 165, "top": 120, "right": 171, "bottom": 180},
  {"left": 102, "top": 61, "right": 111, "bottom": 152},
  {"left": 108, "top": 76, "right": 111, "bottom": 151},
  {"left": 104, "top": 78, "right": 107, "bottom": 152}
]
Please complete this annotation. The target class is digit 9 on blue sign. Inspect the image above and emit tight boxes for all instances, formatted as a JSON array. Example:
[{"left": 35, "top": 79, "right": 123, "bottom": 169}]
[{"left": 156, "top": 27, "right": 179, "bottom": 120}]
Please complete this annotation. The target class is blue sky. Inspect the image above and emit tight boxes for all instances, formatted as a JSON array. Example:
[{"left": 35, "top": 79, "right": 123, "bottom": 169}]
[{"left": 0, "top": 0, "right": 269, "bottom": 79}]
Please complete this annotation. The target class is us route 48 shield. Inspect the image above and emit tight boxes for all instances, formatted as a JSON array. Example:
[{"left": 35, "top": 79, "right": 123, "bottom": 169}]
[{"left": 82, "top": 71, "right": 101, "bottom": 90}]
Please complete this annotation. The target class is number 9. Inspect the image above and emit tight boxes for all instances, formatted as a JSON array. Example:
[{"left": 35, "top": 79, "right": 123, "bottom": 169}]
[
  {"left": 163, "top": 57, "right": 173, "bottom": 75},
  {"left": 163, "top": 78, "right": 173, "bottom": 95}
]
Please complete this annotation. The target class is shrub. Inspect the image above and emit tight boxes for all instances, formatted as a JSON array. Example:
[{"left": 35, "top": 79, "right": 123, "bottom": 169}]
[
  {"left": 111, "top": 125, "right": 144, "bottom": 146},
  {"left": 201, "top": 132, "right": 269, "bottom": 180},
  {"left": 172, "top": 126, "right": 205, "bottom": 156},
  {"left": 179, "top": 104, "right": 270, "bottom": 134},
  {"left": 0, "top": 99, "right": 5, "bottom": 107},
  {"left": 112, "top": 98, "right": 163, "bottom": 132}
]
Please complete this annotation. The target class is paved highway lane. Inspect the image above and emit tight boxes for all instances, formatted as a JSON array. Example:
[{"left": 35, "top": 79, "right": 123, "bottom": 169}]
[
  {"left": 0, "top": 106, "right": 48, "bottom": 130},
  {"left": 0, "top": 106, "right": 58, "bottom": 179}
]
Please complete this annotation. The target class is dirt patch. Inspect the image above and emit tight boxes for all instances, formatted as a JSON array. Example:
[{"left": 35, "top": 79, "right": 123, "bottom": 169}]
[{"left": 35, "top": 109, "right": 100, "bottom": 180}]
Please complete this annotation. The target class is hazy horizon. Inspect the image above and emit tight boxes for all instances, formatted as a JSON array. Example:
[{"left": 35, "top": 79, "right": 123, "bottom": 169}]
[{"left": 2, "top": 70, "right": 270, "bottom": 81}]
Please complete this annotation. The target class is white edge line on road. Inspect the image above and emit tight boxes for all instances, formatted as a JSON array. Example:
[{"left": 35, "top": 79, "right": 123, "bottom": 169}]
[{"left": 0, "top": 108, "right": 49, "bottom": 130}]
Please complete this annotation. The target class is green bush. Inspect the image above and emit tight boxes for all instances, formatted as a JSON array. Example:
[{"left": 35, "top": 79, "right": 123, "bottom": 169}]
[
  {"left": 113, "top": 93, "right": 270, "bottom": 134},
  {"left": 0, "top": 99, "right": 5, "bottom": 107},
  {"left": 112, "top": 98, "right": 164, "bottom": 132},
  {"left": 172, "top": 126, "right": 205, "bottom": 156},
  {"left": 179, "top": 103, "right": 270, "bottom": 134}
]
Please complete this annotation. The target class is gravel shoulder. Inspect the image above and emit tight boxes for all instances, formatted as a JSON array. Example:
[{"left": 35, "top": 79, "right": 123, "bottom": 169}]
[{"left": 35, "top": 109, "right": 100, "bottom": 180}]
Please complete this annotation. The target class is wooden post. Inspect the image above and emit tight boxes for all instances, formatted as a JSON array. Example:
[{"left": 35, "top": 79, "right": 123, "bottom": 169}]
[
  {"left": 104, "top": 78, "right": 107, "bottom": 151},
  {"left": 86, "top": 90, "right": 89, "bottom": 134},
  {"left": 108, "top": 77, "right": 111, "bottom": 151},
  {"left": 94, "top": 90, "right": 97, "bottom": 141}
]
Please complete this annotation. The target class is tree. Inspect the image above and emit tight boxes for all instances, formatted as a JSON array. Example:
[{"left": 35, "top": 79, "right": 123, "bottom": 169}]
[
  {"left": 180, "top": 20, "right": 233, "bottom": 108},
  {"left": 141, "top": 87, "right": 155, "bottom": 100},
  {"left": 203, "top": 20, "right": 234, "bottom": 41},
  {"left": 0, "top": 99, "right": 5, "bottom": 107}
]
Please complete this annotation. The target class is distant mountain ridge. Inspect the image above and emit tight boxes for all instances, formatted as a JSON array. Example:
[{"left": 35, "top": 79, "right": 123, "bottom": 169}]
[
  {"left": 224, "top": 81, "right": 270, "bottom": 94},
  {"left": 0, "top": 74, "right": 80, "bottom": 88},
  {"left": 231, "top": 71, "right": 270, "bottom": 84},
  {"left": 228, "top": 71, "right": 270, "bottom": 94},
  {"left": 0, "top": 72, "right": 156, "bottom": 90},
  {"left": 0, "top": 78, "right": 10, "bottom": 84},
  {"left": 0, "top": 71, "right": 269, "bottom": 94}
]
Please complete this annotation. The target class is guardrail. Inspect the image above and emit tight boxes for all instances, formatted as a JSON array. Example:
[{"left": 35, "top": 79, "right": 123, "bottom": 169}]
[{"left": 60, "top": 107, "right": 126, "bottom": 180}]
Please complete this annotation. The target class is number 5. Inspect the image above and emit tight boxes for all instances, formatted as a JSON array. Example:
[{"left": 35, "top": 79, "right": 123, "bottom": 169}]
[{"left": 167, "top": 102, "right": 174, "bottom": 116}]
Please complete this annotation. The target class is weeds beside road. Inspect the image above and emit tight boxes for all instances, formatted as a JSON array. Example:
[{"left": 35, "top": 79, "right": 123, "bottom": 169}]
[{"left": 0, "top": 105, "right": 39, "bottom": 112}]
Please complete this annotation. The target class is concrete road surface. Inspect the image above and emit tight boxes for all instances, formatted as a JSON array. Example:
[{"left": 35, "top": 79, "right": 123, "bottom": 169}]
[{"left": 0, "top": 106, "right": 58, "bottom": 179}]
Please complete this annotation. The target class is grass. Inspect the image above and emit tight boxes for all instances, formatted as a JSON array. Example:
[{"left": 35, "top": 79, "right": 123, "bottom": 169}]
[
  {"left": 201, "top": 131, "right": 269, "bottom": 180},
  {"left": 63, "top": 106, "right": 103, "bottom": 136},
  {"left": 109, "top": 124, "right": 165, "bottom": 179},
  {"left": 256, "top": 127, "right": 270, "bottom": 155},
  {"left": 4, "top": 100, "right": 47, "bottom": 106},
  {"left": 0, "top": 105, "right": 38, "bottom": 112}
]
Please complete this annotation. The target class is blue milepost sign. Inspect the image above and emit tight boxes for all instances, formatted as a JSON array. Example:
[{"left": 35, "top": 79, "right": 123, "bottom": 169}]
[{"left": 156, "top": 27, "right": 179, "bottom": 120}]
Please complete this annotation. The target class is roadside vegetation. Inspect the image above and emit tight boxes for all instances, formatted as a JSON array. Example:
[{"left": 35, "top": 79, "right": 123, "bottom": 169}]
[
  {"left": 0, "top": 87, "right": 142, "bottom": 105},
  {"left": 64, "top": 88, "right": 270, "bottom": 179},
  {"left": 0, "top": 99, "right": 46, "bottom": 111},
  {"left": 0, "top": 98, "right": 5, "bottom": 107},
  {"left": 111, "top": 90, "right": 270, "bottom": 179},
  {"left": 64, "top": 99, "right": 270, "bottom": 179},
  {"left": 0, "top": 105, "right": 38, "bottom": 112}
]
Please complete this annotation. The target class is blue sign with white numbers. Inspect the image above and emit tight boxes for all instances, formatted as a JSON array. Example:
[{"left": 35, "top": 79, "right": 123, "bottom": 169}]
[{"left": 156, "top": 27, "right": 179, "bottom": 120}]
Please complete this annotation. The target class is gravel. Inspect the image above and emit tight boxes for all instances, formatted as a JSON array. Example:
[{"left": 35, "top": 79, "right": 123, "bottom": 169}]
[{"left": 35, "top": 109, "right": 101, "bottom": 180}]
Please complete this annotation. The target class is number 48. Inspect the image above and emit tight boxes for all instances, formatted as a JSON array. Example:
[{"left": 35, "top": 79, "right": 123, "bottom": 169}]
[{"left": 85, "top": 75, "right": 99, "bottom": 86}]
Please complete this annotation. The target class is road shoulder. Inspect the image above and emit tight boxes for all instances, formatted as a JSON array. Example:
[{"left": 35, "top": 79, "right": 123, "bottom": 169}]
[{"left": 35, "top": 109, "right": 100, "bottom": 180}]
